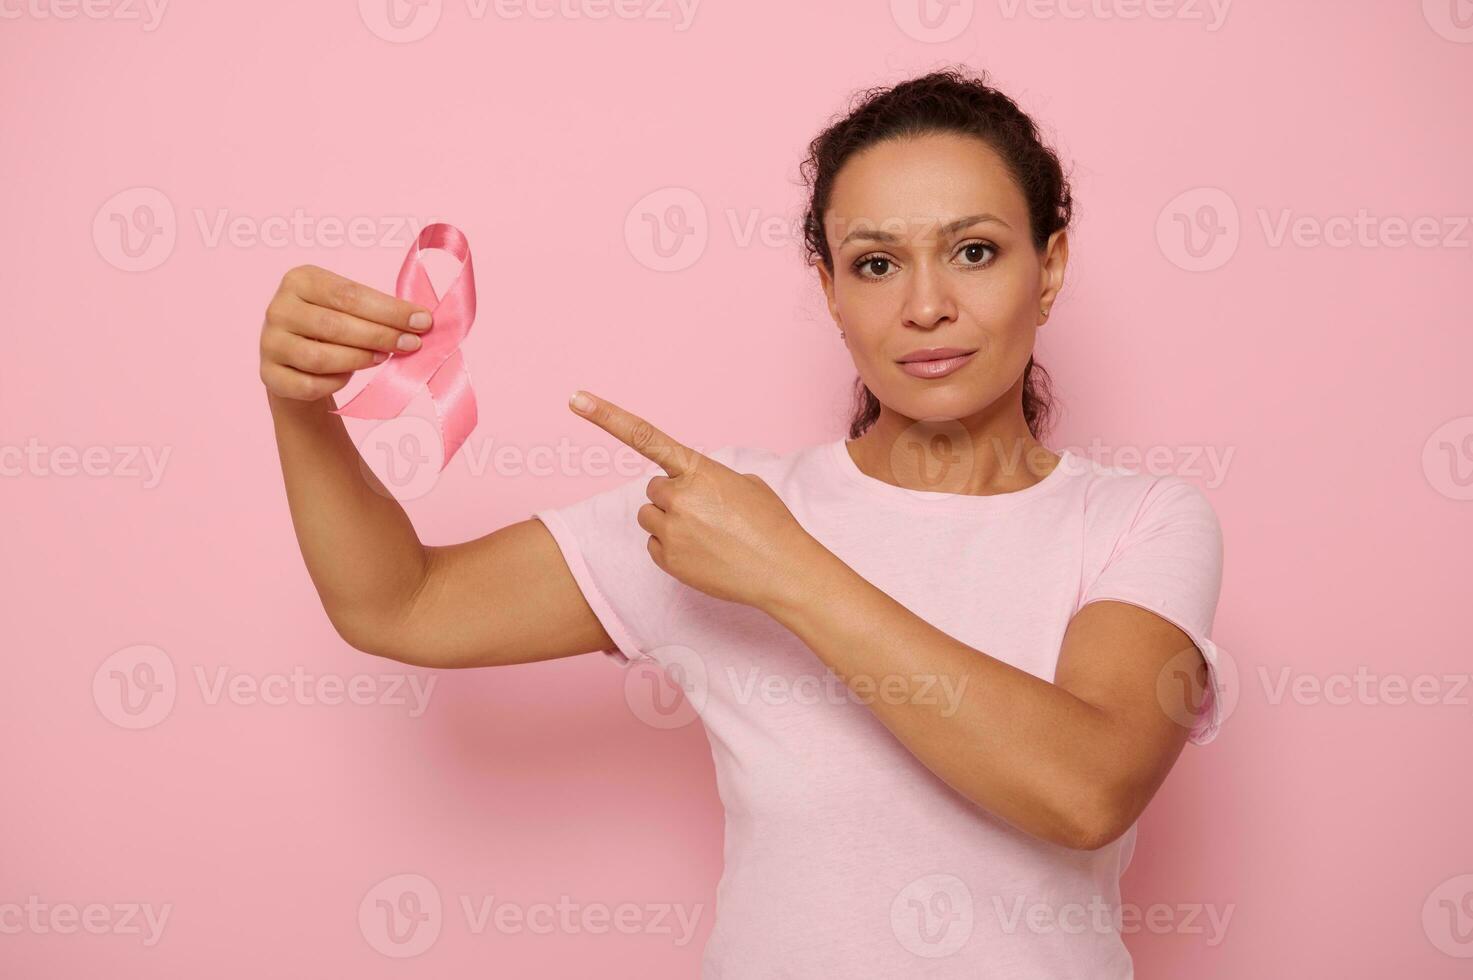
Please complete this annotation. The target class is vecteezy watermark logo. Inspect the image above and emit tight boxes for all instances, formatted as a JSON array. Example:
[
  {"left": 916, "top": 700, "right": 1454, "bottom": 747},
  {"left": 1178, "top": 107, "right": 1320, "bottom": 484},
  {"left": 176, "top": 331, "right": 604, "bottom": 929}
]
[
  {"left": 1156, "top": 187, "right": 1240, "bottom": 272},
  {"left": 990, "top": 894, "right": 1234, "bottom": 944},
  {"left": 358, "top": 872, "right": 704, "bottom": 954},
  {"left": 1257, "top": 209, "right": 1471, "bottom": 249},
  {"left": 1258, "top": 666, "right": 1473, "bottom": 708},
  {"left": 890, "top": 0, "right": 975, "bottom": 42},
  {"left": 1158, "top": 187, "right": 1472, "bottom": 270},
  {"left": 1065, "top": 439, "right": 1236, "bottom": 488},
  {"left": 356, "top": 415, "right": 445, "bottom": 501},
  {"left": 1424, "top": 873, "right": 1473, "bottom": 957},
  {"left": 723, "top": 666, "right": 969, "bottom": 715},
  {"left": 92, "top": 187, "right": 438, "bottom": 272},
  {"left": 359, "top": 873, "right": 443, "bottom": 958},
  {"left": 0, "top": 0, "right": 169, "bottom": 30},
  {"left": 459, "top": 893, "right": 703, "bottom": 943},
  {"left": 1422, "top": 415, "right": 1473, "bottom": 501},
  {"left": 93, "top": 186, "right": 177, "bottom": 273},
  {"left": 93, "top": 644, "right": 177, "bottom": 730},
  {"left": 891, "top": 873, "right": 974, "bottom": 958},
  {"left": 0, "top": 897, "right": 173, "bottom": 946},
  {"left": 1423, "top": 0, "right": 1473, "bottom": 43},
  {"left": 358, "top": 0, "right": 699, "bottom": 41},
  {"left": 353, "top": 431, "right": 708, "bottom": 499},
  {"left": 883, "top": 422, "right": 1072, "bottom": 501},
  {"left": 995, "top": 0, "right": 1232, "bottom": 31},
  {"left": 1156, "top": 642, "right": 1240, "bottom": 734},
  {"left": 93, "top": 645, "right": 438, "bottom": 728},
  {"left": 358, "top": 0, "right": 443, "bottom": 42},
  {"left": 0, "top": 439, "right": 172, "bottom": 487},
  {"left": 889, "top": 419, "right": 977, "bottom": 500},
  {"left": 624, "top": 645, "right": 707, "bottom": 729},
  {"left": 624, "top": 187, "right": 708, "bottom": 272},
  {"left": 191, "top": 209, "right": 431, "bottom": 250}
]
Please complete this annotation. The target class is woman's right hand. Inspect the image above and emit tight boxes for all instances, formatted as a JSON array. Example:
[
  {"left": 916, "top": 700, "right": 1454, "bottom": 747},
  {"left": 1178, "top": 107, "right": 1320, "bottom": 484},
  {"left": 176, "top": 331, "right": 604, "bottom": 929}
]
[
  {"left": 259, "top": 264, "right": 434, "bottom": 402},
  {"left": 260, "top": 264, "right": 622, "bottom": 670}
]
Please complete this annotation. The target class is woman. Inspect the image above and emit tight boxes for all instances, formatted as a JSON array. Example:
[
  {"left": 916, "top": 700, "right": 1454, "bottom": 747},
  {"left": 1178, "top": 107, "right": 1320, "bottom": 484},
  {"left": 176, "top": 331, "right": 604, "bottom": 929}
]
[{"left": 260, "top": 67, "right": 1225, "bottom": 977}]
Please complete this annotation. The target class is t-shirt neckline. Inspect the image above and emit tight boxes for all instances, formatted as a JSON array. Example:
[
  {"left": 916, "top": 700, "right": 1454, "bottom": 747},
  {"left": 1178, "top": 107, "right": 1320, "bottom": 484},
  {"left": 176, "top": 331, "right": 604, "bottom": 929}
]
[{"left": 826, "top": 436, "right": 1077, "bottom": 513}]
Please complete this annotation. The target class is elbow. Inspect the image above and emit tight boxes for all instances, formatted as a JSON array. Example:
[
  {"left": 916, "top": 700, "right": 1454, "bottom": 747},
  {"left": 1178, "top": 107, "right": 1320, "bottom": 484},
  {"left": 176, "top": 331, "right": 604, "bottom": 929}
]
[
  {"left": 342, "top": 632, "right": 415, "bottom": 666},
  {"left": 330, "top": 604, "right": 477, "bottom": 670},
  {"left": 328, "top": 613, "right": 391, "bottom": 661},
  {"left": 1056, "top": 785, "right": 1139, "bottom": 852},
  {"left": 343, "top": 631, "right": 443, "bottom": 670},
  {"left": 326, "top": 606, "right": 427, "bottom": 667},
  {"left": 1066, "top": 811, "right": 1133, "bottom": 852}
]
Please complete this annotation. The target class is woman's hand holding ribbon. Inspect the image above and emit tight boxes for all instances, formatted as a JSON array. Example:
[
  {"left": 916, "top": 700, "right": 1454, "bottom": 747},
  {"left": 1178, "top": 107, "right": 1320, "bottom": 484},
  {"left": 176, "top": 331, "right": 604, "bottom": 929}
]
[{"left": 259, "top": 264, "right": 433, "bottom": 403}]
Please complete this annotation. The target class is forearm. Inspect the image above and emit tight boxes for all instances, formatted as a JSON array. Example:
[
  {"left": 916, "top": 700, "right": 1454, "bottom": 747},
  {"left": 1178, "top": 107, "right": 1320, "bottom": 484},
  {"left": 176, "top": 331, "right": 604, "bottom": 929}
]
[
  {"left": 266, "top": 390, "right": 429, "bottom": 650},
  {"left": 762, "top": 537, "right": 1130, "bottom": 850}
]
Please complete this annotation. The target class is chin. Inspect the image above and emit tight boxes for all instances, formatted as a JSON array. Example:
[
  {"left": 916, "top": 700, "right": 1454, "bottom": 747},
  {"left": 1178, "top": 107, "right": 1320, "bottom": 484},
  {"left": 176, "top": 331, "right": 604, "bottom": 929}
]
[{"left": 882, "top": 390, "right": 989, "bottom": 425}]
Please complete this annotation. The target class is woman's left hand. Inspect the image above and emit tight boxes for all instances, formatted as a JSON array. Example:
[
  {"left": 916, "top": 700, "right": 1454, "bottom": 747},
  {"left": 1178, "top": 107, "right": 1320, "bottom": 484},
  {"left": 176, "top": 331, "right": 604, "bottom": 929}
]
[{"left": 569, "top": 390, "right": 819, "bottom": 610}]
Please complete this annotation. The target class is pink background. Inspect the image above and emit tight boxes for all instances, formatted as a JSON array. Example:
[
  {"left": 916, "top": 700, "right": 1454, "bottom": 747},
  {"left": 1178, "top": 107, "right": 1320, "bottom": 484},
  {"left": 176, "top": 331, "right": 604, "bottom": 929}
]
[{"left": 4, "top": 1, "right": 1471, "bottom": 976}]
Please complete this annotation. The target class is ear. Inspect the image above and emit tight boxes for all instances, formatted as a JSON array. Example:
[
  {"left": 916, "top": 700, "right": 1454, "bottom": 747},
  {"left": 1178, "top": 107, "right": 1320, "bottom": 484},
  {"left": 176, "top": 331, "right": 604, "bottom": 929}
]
[
  {"left": 1038, "top": 228, "right": 1069, "bottom": 323},
  {"left": 815, "top": 260, "right": 842, "bottom": 328}
]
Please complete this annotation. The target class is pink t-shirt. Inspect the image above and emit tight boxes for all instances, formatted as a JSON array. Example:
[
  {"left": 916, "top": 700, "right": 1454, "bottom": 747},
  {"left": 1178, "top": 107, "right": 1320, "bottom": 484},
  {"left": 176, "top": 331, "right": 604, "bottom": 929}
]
[{"left": 531, "top": 437, "right": 1226, "bottom": 977}]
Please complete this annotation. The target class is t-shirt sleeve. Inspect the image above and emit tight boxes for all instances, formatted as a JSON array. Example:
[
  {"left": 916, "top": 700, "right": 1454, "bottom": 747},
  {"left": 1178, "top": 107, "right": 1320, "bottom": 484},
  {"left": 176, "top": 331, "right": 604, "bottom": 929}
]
[
  {"left": 1079, "top": 477, "right": 1228, "bottom": 745},
  {"left": 530, "top": 444, "right": 739, "bottom": 667},
  {"left": 531, "top": 462, "right": 675, "bottom": 666}
]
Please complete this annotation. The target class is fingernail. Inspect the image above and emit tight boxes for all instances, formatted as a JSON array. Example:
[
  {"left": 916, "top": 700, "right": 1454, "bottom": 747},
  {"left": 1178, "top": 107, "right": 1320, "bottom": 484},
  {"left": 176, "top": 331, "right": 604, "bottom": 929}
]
[
  {"left": 372, "top": 352, "right": 389, "bottom": 364},
  {"left": 397, "top": 333, "right": 422, "bottom": 352},
  {"left": 408, "top": 311, "right": 432, "bottom": 330},
  {"left": 570, "top": 390, "right": 594, "bottom": 412}
]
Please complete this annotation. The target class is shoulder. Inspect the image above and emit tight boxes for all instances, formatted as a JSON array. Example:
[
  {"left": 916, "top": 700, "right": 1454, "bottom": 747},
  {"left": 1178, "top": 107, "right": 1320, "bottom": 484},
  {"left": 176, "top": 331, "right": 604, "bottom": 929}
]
[
  {"left": 1066, "top": 451, "right": 1220, "bottom": 527},
  {"left": 1061, "top": 452, "right": 1224, "bottom": 563}
]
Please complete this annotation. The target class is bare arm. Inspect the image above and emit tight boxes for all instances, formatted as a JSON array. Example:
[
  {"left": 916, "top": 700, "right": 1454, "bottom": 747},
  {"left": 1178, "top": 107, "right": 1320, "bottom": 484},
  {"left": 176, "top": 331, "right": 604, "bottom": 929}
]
[
  {"left": 564, "top": 391, "right": 1212, "bottom": 853},
  {"left": 262, "top": 265, "right": 613, "bottom": 668},
  {"left": 764, "top": 538, "right": 1207, "bottom": 852}
]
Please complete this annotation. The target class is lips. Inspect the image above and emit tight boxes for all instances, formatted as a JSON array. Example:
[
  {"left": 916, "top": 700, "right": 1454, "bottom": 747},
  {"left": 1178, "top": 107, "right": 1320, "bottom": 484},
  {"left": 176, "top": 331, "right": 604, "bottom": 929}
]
[
  {"left": 896, "top": 346, "right": 977, "bottom": 363},
  {"left": 895, "top": 346, "right": 979, "bottom": 380}
]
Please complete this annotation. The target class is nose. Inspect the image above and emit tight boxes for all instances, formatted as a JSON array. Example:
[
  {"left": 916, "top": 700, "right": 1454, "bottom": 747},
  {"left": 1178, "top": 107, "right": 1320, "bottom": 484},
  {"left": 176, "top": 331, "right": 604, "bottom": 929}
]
[{"left": 900, "top": 258, "right": 958, "bottom": 331}]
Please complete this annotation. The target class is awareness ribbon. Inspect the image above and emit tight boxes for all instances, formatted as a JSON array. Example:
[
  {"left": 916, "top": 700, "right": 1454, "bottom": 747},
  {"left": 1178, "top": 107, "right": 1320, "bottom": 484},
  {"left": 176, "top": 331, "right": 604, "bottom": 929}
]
[{"left": 333, "top": 222, "right": 477, "bottom": 470}]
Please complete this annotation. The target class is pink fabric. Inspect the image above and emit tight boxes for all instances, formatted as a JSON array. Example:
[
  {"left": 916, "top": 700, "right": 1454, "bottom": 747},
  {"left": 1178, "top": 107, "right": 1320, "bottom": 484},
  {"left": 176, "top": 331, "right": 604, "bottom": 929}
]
[
  {"left": 333, "top": 222, "right": 478, "bottom": 469},
  {"left": 532, "top": 438, "right": 1225, "bottom": 977}
]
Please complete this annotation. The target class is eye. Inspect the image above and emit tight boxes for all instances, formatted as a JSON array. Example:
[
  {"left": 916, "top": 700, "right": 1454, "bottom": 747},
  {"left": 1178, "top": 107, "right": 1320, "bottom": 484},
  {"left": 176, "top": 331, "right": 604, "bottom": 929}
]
[
  {"left": 850, "top": 240, "right": 999, "bottom": 281},
  {"left": 956, "top": 240, "right": 998, "bottom": 267},
  {"left": 851, "top": 253, "right": 894, "bottom": 280}
]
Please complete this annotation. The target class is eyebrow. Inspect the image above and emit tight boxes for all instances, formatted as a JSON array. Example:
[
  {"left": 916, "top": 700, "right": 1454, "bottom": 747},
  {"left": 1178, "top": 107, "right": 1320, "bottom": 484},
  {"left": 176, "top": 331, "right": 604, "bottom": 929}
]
[{"left": 838, "top": 213, "right": 1012, "bottom": 248}]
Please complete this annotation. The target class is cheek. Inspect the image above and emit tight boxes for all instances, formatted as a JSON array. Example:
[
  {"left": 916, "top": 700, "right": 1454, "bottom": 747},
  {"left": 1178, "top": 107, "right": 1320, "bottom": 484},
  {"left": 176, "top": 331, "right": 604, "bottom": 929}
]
[
  {"left": 969, "top": 280, "right": 1042, "bottom": 347},
  {"left": 833, "top": 283, "right": 894, "bottom": 329},
  {"left": 961, "top": 266, "right": 1036, "bottom": 321},
  {"left": 833, "top": 293, "right": 897, "bottom": 357}
]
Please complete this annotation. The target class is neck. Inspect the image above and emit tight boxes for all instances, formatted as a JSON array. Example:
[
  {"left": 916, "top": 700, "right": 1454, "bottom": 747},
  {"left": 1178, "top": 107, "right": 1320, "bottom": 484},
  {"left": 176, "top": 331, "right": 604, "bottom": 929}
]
[{"left": 847, "top": 382, "right": 1059, "bottom": 497}]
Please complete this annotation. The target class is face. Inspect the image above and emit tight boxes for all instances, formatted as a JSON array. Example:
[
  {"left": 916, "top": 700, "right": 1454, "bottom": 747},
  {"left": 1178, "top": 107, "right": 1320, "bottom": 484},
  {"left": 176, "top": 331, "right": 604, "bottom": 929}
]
[{"left": 817, "top": 132, "right": 1068, "bottom": 437}]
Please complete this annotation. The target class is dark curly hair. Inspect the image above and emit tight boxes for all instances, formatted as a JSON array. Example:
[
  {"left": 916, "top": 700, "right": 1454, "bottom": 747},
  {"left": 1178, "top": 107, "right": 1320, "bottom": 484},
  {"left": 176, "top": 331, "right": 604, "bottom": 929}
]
[{"left": 800, "top": 67, "right": 1073, "bottom": 440}]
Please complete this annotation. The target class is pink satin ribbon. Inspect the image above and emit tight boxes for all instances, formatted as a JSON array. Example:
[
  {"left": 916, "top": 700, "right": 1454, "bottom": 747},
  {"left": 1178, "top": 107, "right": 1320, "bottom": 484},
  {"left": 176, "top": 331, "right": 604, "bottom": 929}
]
[{"left": 333, "top": 222, "right": 477, "bottom": 469}]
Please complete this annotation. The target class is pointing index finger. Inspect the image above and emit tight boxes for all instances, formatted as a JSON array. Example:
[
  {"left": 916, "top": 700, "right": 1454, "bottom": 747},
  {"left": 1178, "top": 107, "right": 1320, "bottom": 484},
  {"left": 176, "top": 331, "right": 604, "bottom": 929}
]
[{"left": 569, "top": 390, "right": 702, "bottom": 477}]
